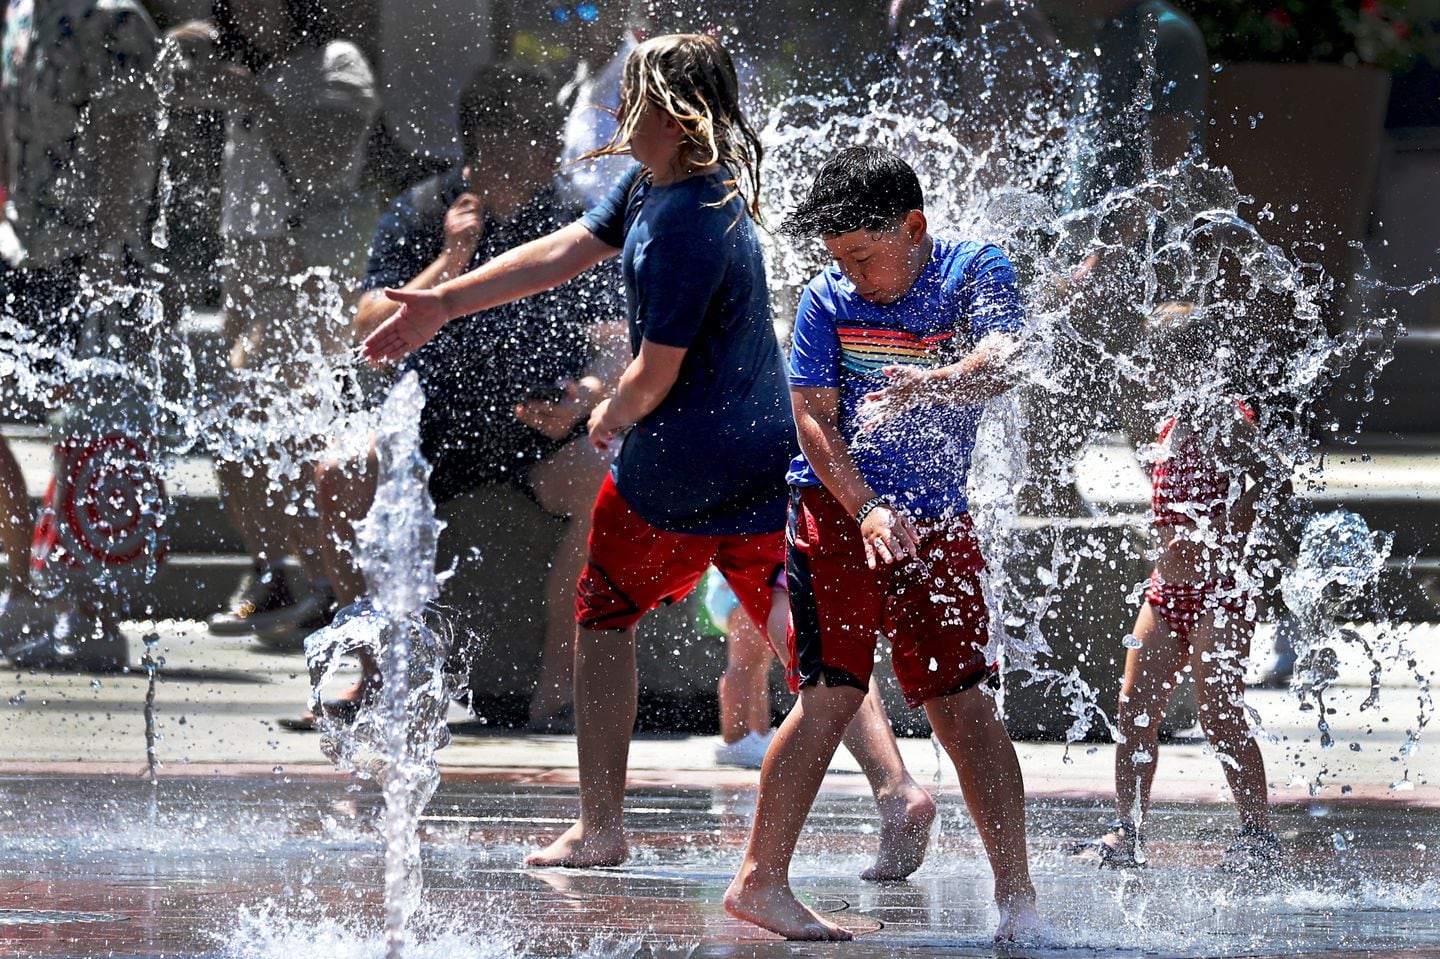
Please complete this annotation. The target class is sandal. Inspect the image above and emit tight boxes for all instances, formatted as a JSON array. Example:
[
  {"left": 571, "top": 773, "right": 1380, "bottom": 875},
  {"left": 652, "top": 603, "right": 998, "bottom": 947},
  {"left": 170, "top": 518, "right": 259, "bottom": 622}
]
[
  {"left": 277, "top": 698, "right": 364, "bottom": 732},
  {"left": 1066, "top": 819, "right": 1147, "bottom": 868}
]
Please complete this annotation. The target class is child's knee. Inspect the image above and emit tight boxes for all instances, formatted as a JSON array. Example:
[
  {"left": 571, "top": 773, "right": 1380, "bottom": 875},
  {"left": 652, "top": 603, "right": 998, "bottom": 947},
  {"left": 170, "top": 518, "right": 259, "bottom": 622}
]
[{"left": 798, "top": 681, "right": 866, "bottom": 726}]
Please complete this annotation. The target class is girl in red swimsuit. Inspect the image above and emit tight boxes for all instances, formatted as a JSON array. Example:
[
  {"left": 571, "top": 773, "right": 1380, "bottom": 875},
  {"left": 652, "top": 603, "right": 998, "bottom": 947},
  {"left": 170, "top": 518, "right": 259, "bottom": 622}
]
[{"left": 1075, "top": 304, "right": 1291, "bottom": 872}]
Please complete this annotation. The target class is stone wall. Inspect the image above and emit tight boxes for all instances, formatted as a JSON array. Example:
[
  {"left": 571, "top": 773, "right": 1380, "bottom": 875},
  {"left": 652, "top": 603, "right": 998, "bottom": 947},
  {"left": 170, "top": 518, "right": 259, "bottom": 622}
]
[{"left": 437, "top": 487, "right": 1198, "bottom": 740}]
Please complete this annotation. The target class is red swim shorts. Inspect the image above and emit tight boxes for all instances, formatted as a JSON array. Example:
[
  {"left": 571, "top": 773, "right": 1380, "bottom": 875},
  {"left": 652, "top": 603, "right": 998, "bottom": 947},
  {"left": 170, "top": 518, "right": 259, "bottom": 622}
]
[
  {"left": 786, "top": 485, "right": 993, "bottom": 708},
  {"left": 576, "top": 473, "right": 785, "bottom": 633}
]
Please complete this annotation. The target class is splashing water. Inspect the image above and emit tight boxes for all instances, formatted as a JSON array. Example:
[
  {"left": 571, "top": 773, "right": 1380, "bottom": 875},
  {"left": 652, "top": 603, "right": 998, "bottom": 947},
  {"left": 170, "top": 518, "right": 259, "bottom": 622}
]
[
  {"left": 0, "top": 7, "right": 1436, "bottom": 956},
  {"left": 1281, "top": 510, "right": 1432, "bottom": 764},
  {"left": 754, "top": 11, "right": 1416, "bottom": 754},
  {"left": 301, "top": 373, "right": 453, "bottom": 959}
]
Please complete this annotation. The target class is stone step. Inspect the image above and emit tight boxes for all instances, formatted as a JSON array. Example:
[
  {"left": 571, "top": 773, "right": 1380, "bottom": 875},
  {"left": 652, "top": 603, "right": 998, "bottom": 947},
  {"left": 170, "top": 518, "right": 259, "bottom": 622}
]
[
  {"left": 1077, "top": 438, "right": 1440, "bottom": 559},
  {"left": 1324, "top": 329, "right": 1440, "bottom": 438},
  {"left": 7, "top": 427, "right": 1440, "bottom": 561}
]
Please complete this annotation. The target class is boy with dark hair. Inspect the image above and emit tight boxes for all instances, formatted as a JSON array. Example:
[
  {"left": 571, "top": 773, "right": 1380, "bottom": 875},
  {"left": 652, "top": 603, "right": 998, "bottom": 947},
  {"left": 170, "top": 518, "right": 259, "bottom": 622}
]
[{"left": 724, "top": 146, "right": 1042, "bottom": 943}]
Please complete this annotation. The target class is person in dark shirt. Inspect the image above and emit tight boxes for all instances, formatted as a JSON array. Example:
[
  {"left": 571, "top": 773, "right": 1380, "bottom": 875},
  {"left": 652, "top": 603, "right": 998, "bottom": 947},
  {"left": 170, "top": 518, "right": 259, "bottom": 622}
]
[{"left": 292, "top": 63, "right": 623, "bottom": 731}]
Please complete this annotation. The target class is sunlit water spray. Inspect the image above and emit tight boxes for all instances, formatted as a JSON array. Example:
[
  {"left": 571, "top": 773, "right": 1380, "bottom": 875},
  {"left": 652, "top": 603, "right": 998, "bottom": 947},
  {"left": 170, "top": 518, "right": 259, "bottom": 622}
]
[
  {"left": 1282, "top": 510, "right": 1432, "bottom": 784},
  {"left": 754, "top": 6, "right": 1424, "bottom": 778},
  {"left": 302, "top": 373, "right": 453, "bottom": 959},
  {"left": 0, "top": 5, "right": 1436, "bottom": 955}
]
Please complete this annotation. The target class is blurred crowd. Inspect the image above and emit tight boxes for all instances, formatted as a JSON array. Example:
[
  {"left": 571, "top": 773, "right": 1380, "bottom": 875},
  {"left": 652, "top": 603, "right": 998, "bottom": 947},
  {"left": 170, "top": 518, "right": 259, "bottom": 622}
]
[{"left": 0, "top": 0, "right": 1254, "bottom": 740}]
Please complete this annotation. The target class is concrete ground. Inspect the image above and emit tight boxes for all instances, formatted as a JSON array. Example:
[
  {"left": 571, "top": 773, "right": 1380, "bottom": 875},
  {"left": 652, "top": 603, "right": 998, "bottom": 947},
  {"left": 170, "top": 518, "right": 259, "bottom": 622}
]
[
  {"left": 1, "top": 616, "right": 1434, "bottom": 805},
  {"left": 2, "top": 620, "right": 1439, "bottom": 959}
]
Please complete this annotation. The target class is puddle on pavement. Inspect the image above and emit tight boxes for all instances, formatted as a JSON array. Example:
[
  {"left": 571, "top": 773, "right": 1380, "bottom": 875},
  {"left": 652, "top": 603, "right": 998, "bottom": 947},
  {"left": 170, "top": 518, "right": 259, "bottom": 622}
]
[{"left": 1, "top": 776, "right": 1439, "bottom": 957}]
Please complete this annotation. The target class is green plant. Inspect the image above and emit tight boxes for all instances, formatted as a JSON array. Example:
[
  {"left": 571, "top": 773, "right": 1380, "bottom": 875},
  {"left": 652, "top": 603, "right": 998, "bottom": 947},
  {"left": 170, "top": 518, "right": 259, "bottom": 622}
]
[{"left": 1181, "top": 0, "right": 1440, "bottom": 69}]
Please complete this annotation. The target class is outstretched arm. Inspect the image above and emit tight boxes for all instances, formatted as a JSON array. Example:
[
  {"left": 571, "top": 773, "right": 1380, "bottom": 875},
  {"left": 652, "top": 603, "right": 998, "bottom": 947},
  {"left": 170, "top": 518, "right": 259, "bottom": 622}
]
[
  {"left": 355, "top": 192, "right": 486, "bottom": 341},
  {"left": 362, "top": 221, "right": 617, "bottom": 364},
  {"left": 861, "top": 331, "right": 1021, "bottom": 424}
]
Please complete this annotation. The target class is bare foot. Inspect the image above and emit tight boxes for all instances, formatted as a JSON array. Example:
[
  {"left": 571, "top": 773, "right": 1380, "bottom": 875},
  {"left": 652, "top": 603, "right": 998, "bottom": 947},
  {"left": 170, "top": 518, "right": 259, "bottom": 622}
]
[
  {"left": 724, "top": 863, "right": 854, "bottom": 941},
  {"left": 861, "top": 784, "right": 936, "bottom": 881},
  {"left": 994, "top": 896, "right": 1046, "bottom": 944},
  {"left": 524, "top": 820, "right": 628, "bottom": 868}
]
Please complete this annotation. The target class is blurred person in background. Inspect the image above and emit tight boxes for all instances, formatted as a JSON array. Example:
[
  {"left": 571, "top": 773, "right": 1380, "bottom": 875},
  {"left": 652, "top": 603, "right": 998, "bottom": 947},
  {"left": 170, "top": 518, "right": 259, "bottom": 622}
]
[
  {"left": 544, "top": 1, "right": 640, "bottom": 209},
  {"left": 887, "top": 0, "right": 1063, "bottom": 195},
  {"left": 170, "top": 0, "right": 377, "bottom": 644},
  {"left": 0, "top": 0, "right": 160, "bottom": 667},
  {"left": 1020, "top": 0, "right": 1208, "bottom": 517},
  {"left": 290, "top": 63, "right": 623, "bottom": 732}
]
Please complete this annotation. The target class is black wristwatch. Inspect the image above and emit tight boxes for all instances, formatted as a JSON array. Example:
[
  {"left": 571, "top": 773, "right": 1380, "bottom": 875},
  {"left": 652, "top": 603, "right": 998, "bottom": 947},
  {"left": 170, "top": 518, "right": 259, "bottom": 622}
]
[{"left": 855, "top": 496, "right": 887, "bottom": 526}]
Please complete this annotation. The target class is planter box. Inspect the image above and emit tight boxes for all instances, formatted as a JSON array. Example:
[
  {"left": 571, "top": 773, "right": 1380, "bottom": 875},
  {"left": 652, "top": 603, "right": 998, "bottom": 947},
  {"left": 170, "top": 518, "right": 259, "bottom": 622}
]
[{"left": 1208, "top": 63, "right": 1391, "bottom": 333}]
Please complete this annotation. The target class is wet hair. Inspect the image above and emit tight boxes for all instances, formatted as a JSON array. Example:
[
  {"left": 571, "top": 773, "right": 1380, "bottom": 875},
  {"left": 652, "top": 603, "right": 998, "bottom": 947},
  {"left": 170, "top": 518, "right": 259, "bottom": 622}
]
[
  {"left": 782, "top": 146, "right": 924, "bottom": 237},
  {"left": 583, "top": 33, "right": 764, "bottom": 222},
  {"left": 212, "top": 0, "right": 341, "bottom": 72},
  {"left": 457, "top": 63, "right": 564, "bottom": 166}
]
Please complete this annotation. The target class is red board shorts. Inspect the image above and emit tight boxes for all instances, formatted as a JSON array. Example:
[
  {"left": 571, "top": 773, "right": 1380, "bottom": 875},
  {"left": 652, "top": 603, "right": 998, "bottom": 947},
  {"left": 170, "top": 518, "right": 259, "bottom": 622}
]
[
  {"left": 787, "top": 485, "right": 993, "bottom": 708},
  {"left": 576, "top": 473, "right": 785, "bottom": 633}
]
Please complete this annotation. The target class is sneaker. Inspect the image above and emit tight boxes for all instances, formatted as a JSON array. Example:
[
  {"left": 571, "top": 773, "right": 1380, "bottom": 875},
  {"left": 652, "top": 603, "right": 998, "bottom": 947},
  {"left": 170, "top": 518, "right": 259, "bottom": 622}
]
[
  {"left": 1218, "top": 825, "right": 1280, "bottom": 873},
  {"left": 0, "top": 590, "right": 61, "bottom": 655},
  {"left": 9, "top": 606, "right": 128, "bottom": 672},
  {"left": 1067, "top": 819, "right": 1146, "bottom": 868},
  {"left": 207, "top": 565, "right": 300, "bottom": 636},
  {"left": 713, "top": 729, "right": 775, "bottom": 769},
  {"left": 255, "top": 584, "right": 338, "bottom": 650}
]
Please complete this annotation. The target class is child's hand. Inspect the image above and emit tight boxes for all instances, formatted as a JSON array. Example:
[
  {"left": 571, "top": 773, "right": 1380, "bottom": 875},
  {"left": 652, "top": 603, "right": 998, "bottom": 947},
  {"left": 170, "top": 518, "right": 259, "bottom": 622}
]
[
  {"left": 587, "top": 397, "right": 622, "bottom": 451},
  {"left": 861, "top": 366, "right": 933, "bottom": 428},
  {"left": 860, "top": 504, "right": 921, "bottom": 569},
  {"left": 362, "top": 289, "right": 449, "bottom": 365}
]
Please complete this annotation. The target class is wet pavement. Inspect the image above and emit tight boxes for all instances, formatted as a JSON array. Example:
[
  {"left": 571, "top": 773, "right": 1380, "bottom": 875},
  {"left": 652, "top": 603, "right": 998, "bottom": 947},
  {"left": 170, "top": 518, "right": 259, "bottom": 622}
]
[
  {"left": 3, "top": 618, "right": 1436, "bottom": 803},
  {"left": 3, "top": 775, "right": 1440, "bottom": 958},
  {"left": 3, "top": 619, "right": 1440, "bottom": 957}
]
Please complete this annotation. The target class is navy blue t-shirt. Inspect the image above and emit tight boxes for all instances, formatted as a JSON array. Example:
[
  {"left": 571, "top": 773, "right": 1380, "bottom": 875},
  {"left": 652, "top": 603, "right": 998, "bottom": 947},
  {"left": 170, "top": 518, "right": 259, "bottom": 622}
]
[
  {"left": 787, "top": 237, "right": 1025, "bottom": 518},
  {"left": 580, "top": 165, "right": 794, "bottom": 535}
]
